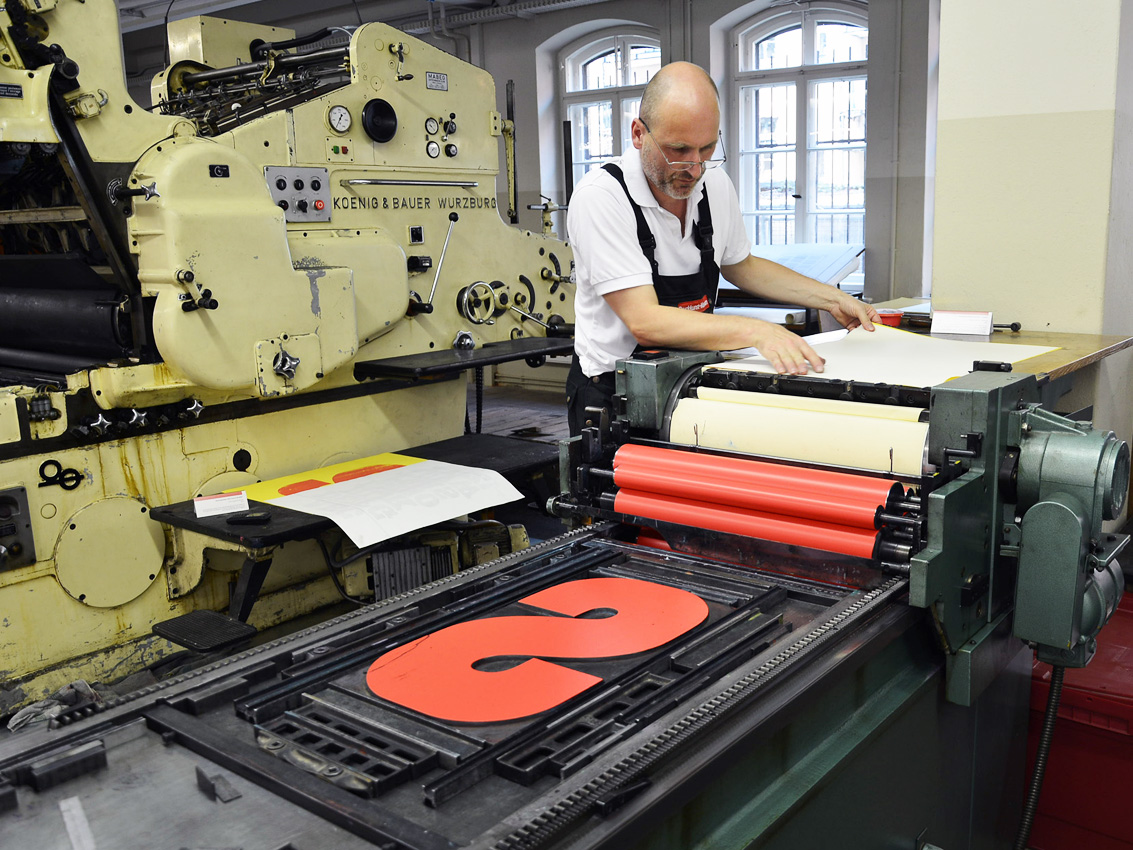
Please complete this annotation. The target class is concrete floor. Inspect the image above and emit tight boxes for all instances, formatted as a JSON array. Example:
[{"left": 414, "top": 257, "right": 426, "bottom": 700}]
[{"left": 466, "top": 381, "right": 569, "bottom": 445}]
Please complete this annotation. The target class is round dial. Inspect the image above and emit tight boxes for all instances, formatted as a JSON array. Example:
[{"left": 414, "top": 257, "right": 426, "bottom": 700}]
[
  {"left": 327, "top": 105, "right": 352, "bottom": 134},
  {"left": 426, "top": 140, "right": 440, "bottom": 159},
  {"left": 425, "top": 116, "right": 440, "bottom": 135}
]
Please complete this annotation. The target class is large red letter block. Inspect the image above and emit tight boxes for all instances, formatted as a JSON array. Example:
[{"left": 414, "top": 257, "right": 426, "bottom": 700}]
[{"left": 366, "top": 577, "right": 708, "bottom": 723}]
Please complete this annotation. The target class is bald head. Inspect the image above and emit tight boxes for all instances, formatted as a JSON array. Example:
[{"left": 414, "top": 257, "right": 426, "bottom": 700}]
[{"left": 639, "top": 62, "right": 719, "bottom": 130}]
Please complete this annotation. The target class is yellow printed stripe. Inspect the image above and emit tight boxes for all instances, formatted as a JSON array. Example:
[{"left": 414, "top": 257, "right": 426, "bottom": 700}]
[{"left": 228, "top": 452, "right": 426, "bottom": 502}]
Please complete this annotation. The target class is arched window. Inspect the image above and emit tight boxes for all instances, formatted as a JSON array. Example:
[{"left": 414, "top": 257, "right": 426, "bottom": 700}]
[
  {"left": 561, "top": 31, "right": 661, "bottom": 187},
  {"left": 732, "top": 4, "right": 867, "bottom": 246}
]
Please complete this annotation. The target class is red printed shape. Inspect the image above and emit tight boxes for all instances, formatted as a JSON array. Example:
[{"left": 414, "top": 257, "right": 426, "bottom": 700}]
[
  {"left": 276, "top": 478, "right": 330, "bottom": 496},
  {"left": 332, "top": 464, "right": 403, "bottom": 483},
  {"left": 365, "top": 577, "right": 708, "bottom": 723}
]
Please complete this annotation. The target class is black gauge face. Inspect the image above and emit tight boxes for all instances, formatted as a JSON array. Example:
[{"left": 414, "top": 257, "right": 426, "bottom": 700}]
[
  {"left": 361, "top": 99, "right": 398, "bottom": 143},
  {"left": 425, "top": 117, "right": 440, "bottom": 135}
]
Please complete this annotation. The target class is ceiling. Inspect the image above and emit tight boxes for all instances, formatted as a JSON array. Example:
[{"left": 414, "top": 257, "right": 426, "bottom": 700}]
[{"left": 113, "top": 0, "right": 580, "bottom": 36}]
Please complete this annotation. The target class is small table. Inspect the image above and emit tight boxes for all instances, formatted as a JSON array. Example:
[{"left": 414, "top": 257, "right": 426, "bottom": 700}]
[
  {"left": 150, "top": 434, "right": 560, "bottom": 624},
  {"left": 871, "top": 299, "right": 1133, "bottom": 409}
]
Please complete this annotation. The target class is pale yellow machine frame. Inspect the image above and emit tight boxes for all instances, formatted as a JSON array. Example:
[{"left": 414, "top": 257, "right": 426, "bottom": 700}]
[{"left": 0, "top": 0, "right": 572, "bottom": 711}]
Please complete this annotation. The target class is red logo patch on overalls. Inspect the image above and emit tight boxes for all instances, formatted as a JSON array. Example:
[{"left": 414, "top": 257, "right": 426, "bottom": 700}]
[{"left": 678, "top": 296, "right": 711, "bottom": 312}]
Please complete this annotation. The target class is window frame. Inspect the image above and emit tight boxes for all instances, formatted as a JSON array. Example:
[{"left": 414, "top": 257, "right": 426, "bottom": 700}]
[
  {"left": 559, "top": 28, "right": 662, "bottom": 188},
  {"left": 729, "top": 2, "right": 868, "bottom": 246}
]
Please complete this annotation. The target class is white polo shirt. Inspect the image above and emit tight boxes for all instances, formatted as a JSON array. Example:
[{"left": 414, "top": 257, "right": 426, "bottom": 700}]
[{"left": 567, "top": 147, "right": 752, "bottom": 377}]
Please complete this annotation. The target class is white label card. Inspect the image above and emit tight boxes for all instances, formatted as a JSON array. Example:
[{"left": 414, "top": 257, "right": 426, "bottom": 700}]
[
  {"left": 194, "top": 491, "right": 250, "bottom": 518},
  {"left": 931, "top": 310, "right": 994, "bottom": 335}
]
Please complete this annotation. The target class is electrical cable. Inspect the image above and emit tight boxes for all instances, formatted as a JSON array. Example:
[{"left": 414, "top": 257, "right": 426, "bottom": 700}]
[
  {"left": 1013, "top": 664, "right": 1065, "bottom": 850},
  {"left": 351, "top": 0, "right": 364, "bottom": 26},
  {"left": 315, "top": 536, "right": 371, "bottom": 606},
  {"left": 475, "top": 366, "right": 484, "bottom": 433},
  {"left": 162, "top": 0, "right": 179, "bottom": 68}
]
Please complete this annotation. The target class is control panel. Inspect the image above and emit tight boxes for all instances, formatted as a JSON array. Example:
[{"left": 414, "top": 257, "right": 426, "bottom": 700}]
[
  {"left": 264, "top": 166, "right": 333, "bottom": 223},
  {"left": 424, "top": 112, "right": 459, "bottom": 159}
]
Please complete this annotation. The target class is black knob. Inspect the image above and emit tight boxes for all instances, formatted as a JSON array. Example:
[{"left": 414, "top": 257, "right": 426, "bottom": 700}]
[
  {"left": 444, "top": 119, "right": 457, "bottom": 134},
  {"left": 297, "top": 199, "right": 309, "bottom": 213},
  {"left": 444, "top": 144, "right": 458, "bottom": 157},
  {"left": 311, "top": 178, "right": 322, "bottom": 191},
  {"left": 278, "top": 200, "right": 289, "bottom": 210},
  {"left": 293, "top": 178, "right": 305, "bottom": 190},
  {"left": 276, "top": 177, "right": 287, "bottom": 190}
]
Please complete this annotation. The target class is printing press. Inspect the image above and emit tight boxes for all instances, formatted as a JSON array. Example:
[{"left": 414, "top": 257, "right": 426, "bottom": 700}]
[
  {"left": 0, "top": 0, "right": 574, "bottom": 714},
  {"left": 0, "top": 339, "right": 1127, "bottom": 848},
  {"left": 0, "top": 2, "right": 1128, "bottom": 846}
]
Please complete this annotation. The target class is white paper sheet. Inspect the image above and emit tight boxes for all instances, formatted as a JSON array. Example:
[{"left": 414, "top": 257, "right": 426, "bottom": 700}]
[
  {"left": 269, "top": 460, "right": 524, "bottom": 549},
  {"left": 721, "top": 324, "right": 1056, "bottom": 387}
]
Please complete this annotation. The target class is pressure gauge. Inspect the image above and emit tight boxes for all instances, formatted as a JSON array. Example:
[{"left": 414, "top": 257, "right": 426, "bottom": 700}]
[
  {"left": 426, "top": 140, "right": 440, "bottom": 159},
  {"left": 424, "top": 116, "right": 440, "bottom": 135},
  {"left": 327, "top": 104, "right": 352, "bottom": 134}
]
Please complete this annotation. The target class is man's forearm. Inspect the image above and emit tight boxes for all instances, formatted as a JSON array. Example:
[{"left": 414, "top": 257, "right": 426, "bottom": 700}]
[
  {"left": 620, "top": 303, "right": 780, "bottom": 351},
  {"left": 721, "top": 255, "right": 842, "bottom": 310}
]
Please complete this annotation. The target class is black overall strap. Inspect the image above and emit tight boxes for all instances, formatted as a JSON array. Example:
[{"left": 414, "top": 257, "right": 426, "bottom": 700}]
[
  {"left": 602, "top": 163, "right": 716, "bottom": 286},
  {"left": 693, "top": 192, "right": 714, "bottom": 269},
  {"left": 602, "top": 164, "right": 659, "bottom": 278},
  {"left": 694, "top": 191, "right": 719, "bottom": 300}
]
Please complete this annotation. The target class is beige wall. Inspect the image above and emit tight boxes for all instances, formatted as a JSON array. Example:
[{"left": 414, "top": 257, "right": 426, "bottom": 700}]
[
  {"left": 933, "top": 0, "right": 1124, "bottom": 330},
  {"left": 933, "top": 0, "right": 1133, "bottom": 488}
]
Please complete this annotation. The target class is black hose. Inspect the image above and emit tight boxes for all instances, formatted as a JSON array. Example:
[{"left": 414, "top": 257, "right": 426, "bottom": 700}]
[
  {"left": 251, "top": 28, "right": 336, "bottom": 61},
  {"left": 180, "top": 47, "right": 348, "bottom": 87},
  {"left": 1014, "top": 664, "right": 1064, "bottom": 850}
]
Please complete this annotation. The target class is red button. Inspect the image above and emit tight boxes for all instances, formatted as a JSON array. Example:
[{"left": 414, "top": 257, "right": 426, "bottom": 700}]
[{"left": 314, "top": 199, "right": 325, "bottom": 211}]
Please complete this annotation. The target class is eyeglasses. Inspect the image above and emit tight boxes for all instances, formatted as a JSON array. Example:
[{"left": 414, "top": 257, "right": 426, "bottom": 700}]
[{"left": 640, "top": 119, "right": 727, "bottom": 171}]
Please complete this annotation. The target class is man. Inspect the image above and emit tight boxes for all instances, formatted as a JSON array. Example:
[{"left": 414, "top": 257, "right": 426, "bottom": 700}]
[{"left": 566, "top": 61, "right": 878, "bottom": 436}]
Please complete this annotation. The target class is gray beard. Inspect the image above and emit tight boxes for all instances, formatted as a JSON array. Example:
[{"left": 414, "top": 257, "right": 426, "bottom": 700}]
[{"left": 641, "top": 155, "right": 699, "bottom": 201}]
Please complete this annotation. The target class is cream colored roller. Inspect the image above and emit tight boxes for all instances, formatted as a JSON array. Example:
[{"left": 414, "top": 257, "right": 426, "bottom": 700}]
[
  {"left": 695, "top": 386, "right": 926, "bottom": 422},
  {"left": 667, "top": 396, "right": 929, "bottom": 475}
]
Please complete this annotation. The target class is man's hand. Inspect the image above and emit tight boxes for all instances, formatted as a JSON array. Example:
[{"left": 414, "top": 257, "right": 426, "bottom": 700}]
[
  {"left": 605, "top": 286, "right": 825, "bottom": 373},
  {"left": 825, "top": 292, "right": 879, "bottom": 331},
  {"left": 721, "top": 255, "right": 880, "bottom": 333},
  {"left": 748, "top": 321, "right": 825, "bottom": 375}
]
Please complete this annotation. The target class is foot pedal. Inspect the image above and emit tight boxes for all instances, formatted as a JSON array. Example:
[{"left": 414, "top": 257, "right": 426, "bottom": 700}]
[{"left": 153, "top": 610, "right": 257, "bottom": 652}]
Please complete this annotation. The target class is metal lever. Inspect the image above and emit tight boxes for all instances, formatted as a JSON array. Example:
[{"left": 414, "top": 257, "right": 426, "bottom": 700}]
[
  {"left": 509, "top": 304, "right": 573, "bottom": 337},
  {"left": 392, "top": 43, "right": 413, "bottom": 81},
  {"left": 181, "top": 289, "right": 218, "bottom": 312},
  {"left": 425, "top": 212, "right": 458, "bottom": 309},
  {"left": 509, "top": 303, "right": 550, "bottom": 328},
  {"left": 114, "top": 182, "right": 160, "bottom": 202}
]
